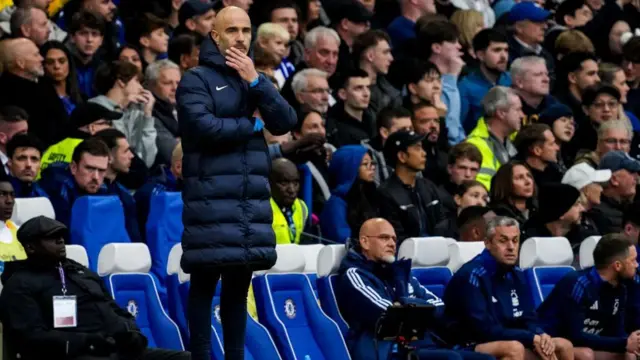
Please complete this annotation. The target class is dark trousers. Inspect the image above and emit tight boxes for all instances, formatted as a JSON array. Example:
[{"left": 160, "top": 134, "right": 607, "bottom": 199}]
[
  {"left": 72, "top": 348, "right": 191, "bottom": 359},
  {"left": 414, "top": 350, "right": 495, "bottom": 360},
  {"left": 187, "top": 267, "right": 253, "bottom": 360}
]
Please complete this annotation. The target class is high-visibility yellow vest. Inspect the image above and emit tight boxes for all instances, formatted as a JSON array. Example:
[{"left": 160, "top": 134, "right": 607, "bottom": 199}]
[
  {"left": 466, "top": 118, "right": 502, "bottom": 191},
  {"left": 270, "top": 198, "right": 308, "bottom": 245},
  {"left": 38, "top": 137, "right": 84, "bottom": 179},
  {"left": 0, "top": 221, "right": 26, "bottom": 264}
]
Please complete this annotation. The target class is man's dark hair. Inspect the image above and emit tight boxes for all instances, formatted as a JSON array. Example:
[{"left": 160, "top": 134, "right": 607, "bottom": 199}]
[
  {"left": 69, "top": 10, "right": 105, "bottom": 35},
  {"left": 0, "top": 106, "right": 28, "bottom": 123},
  {"left": 513, "top": 123, "right": 551, "bottom": 158},
  {"left": 352, "top": 30, "right": 391, "bottom": 65},
  {"left": 405, "top": 59, "right": 440, "bottom": 85},
  {"left": 416, "top": 20, "right": 459, "bottom": 60},
  {"left": 339, "top": 68, "right": 369, "bottom": 89},
  {"left": 71, "top": 138, "right": 110, "bottom": 164},
  {"left": 94, "top": 61, "right": 141, "bottom": 95},
  {"left": 555, "top": 0, "right": 587, "bottom": 25},
  {"left": 10, "top": 7, "right": 33, "bottom": 38},
  {"left": 593, "top": 233, "right": 633, "bottom": 269},
  {"left": 127, "top": 13, "right": 168, "bottom": 46},
  {"left": 376, "top": 106, "right": 411, "bottom": 130},
  {"left": 6, "top": 133, "right": 44, "bottom": 159},
  {"left": 448, "top": 142, "right": 483, "bottom": 165},
  {"left": 168, "top": 33, "right": 202, "bottom": 65},
  {"left": 457, "top": 205, "right": 492, "bottom": 229},
  {"left": 409, "top": 101, "right": 437, "bottom": 118},
  {"left": 93, "top": 129, "right": 127, "bottom": 150},
  {"left": 623, "top": 37, "right": 640, "bottom": 63},
  {"left": 267, "top": 0, "right": 300, "bottom": 23},
  {"left": 558, "top": 51, "right": 598, "bottom": 79},
  {"left": 472, "top": 29, "right": 508, "bottom": 53}
]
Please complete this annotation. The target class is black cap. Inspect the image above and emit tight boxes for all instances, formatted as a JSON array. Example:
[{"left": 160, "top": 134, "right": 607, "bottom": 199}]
[
  {"left": 582, "top": 84, "right": 621, "bottom": 106},
  {"left": 383, "top": 130, "right": 425, "bottom": 165},
  {"left": 333, "top": 0, "right": 372, "bottom": 24},
  {"left": 535, "top": 184, "right": 581, "bottom": 224},
  {"left": 457, "top": 206, "right": 492, "bottom": 228},
  {"left": 179, "top": 0, "right": 218, "bottom": 25},
  {"left": 17, "top": 216, "right": 67, "bottom": 245},
  {"left": 70, "top": 102, "right": 122, "bottom": 129},
  {"left": 538, "top": 103, "right": 573, "bottom": 126}
]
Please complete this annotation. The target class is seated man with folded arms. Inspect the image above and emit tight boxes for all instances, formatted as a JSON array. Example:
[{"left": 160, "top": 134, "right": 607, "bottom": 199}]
[
  {"left": 538, "top": 233, "right": 640, "bottom": 360},
  {"left": 444, "top": 216, "right": 574, "bottom": 360}
]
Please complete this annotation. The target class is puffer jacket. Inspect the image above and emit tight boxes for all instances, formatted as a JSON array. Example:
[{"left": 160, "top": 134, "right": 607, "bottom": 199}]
[{"left": 176, "top": 35, "right": 297, "bottom": 272}]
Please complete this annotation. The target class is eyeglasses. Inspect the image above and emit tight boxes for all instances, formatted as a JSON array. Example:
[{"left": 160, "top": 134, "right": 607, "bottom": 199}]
[
  {"left": 602, "top": 138, "right": 631, "bottom": 146},
  {"left": 592, "top": 101, "right": 618, "bottom": 109},
  {"left": 360, "top": 162, "right": 375, "bottom": 169},
  {"left": 363, "top": 234, "right": 397, "bottom": 242}
]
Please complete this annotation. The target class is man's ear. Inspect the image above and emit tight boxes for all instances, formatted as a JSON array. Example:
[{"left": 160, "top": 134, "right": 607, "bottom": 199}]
[
  {"left": 139, "top": 35, "right": 150, "bottom": 48},
  {"left": 70, "top": 161, "right": 78, "bottom": 176},
  {"left": 407, "top": 83, "right": 417, "bottom": 96},
  {"left": 431, "top": 43, "right": 441, "bottom": 56},
  {"left": 338, "top": 88, "right": 347, "bottom": 101},
  {"left": 568, "top": 72, "right": 578, "bottom": 86},
  {"left": 185, "top": 18, "right": 196, "bottom": 31}
]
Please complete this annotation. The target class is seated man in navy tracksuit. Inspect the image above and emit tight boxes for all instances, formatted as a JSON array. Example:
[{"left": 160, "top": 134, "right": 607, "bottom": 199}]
[
  {"left": 538, "top": 233, "right": 640, "bottom": 360},
  {"left": 336, "top": 217, "right": 494, "bottom": 360},
  {"left": 443, "top": 216, "right": 574, "bottom": 360}
]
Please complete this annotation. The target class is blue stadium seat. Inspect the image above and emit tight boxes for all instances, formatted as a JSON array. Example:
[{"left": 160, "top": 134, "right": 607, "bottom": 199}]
[
  {"left": 11, "top": 197, "right": 55, "bottom": 226},
  {"left": 99, "top": 243, "right": 185, "bottom": 351},
  {"left": 398, "top": 237, "right": 454, "bottom": 297},
  {"left": 166, "top": 244, "right": 189, "bottom": 345},
  {"left": 448, "top": 241, "right": 485, "bottom": 272},
  {"left": 317, "top": 244, "right": 349, "bottom": 336},
  {"left": 579, "top": 236, "right": 601, "bottom": 269},
  {"left": 253, "top": 244, "right": 350, "bottom": 360},
  {"left": 146, "top": 192, "right": 183, "bottom": 291},
  {"left": 520, "top": 237, "right": 575, "bottom": 308},
  {"left": 70, "top": 196, "right": 131, "bottom": 271}
]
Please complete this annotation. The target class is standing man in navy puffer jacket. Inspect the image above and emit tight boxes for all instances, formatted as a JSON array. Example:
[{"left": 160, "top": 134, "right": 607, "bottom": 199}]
[{"left": 175, "top": 5, "right": 297, "bottom": 360}]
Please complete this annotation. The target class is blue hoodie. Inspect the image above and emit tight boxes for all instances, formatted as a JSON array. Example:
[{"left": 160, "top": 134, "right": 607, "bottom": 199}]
[{"left": 320, "top": 145, "right": 368, "bottom": 243}]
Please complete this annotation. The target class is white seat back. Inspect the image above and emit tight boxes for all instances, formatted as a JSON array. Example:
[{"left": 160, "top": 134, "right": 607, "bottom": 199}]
[
  {"left": 264, "top": 244, "right": 306, "bottom": 274},
  {"left": 65, "top": 245, "right": 89, "bottom": 267},
  {"left": 167, "top": 243, "right": 183, "bottom": 275},
  {"left": 97, "top": 243, "right": 152, "bottom": 276},
  {"left": 300, "top": 244, "right": 325, "bottom": 273},
  {"left": 398, "top": 237, "right": 454, "bottom": 266},
  {"left": 579, "top": 236, "right": 601, "bottom": 269},
  {"left": 11, "top": 197, "right": 55, "bottom": 226},
  {"left": 520, "top": 237, "right": 573, "bottom": 268},
  {"left": 448, "top": 241, "right": 485, "bottom": 272},
  {"left": 317, "top": 244, "right": 347, "bottom": 277}
]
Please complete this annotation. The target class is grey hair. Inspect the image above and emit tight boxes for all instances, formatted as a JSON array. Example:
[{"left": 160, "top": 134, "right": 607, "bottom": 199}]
[
  {"left": 144, "top": 59, "right": 180, "bottom": 86},
  {"left": 10, "top": 7, "right": 34, "bottom": 37},
  {"left": 597, "top": 119, "right": 632, "bottom": 139},
  {"left": 486, "top": 216, "right": 520, "bottom": 239},
  {"left": 291, "top": 68, "right": 328, "bottom": 95},
  {"left": 482, "top": 86, "right": 516, "bottom": 118},
  {"left": 304, "top": 26, "right": 340, "bottom": 50},
  {"left": 510, "top": 56, "right": 546, "bottom": 80}
]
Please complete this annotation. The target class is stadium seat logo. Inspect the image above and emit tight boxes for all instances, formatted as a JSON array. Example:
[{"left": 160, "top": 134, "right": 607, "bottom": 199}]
[
  {"left": 127, "top": 300, "right": 138, "bottom": 318},
  {"left": 213, "top": 305, "right": 221, "bottom": 323},
  {"left": 284, "top": 299, "right": 296, "bottom": 319}
]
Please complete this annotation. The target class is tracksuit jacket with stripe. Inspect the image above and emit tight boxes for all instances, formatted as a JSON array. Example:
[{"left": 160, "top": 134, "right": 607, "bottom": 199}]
[
  {"left": 443, "top": 249, "right": 544, "bottom": 348},
  {"left": 537, "top": 267, "right": 628, "bottom": 353},
  {"left": 336, "top": 250, "right": 445, "bottom": 360}
]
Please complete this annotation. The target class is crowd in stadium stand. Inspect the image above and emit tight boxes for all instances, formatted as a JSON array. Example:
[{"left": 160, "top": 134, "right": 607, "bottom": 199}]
[{"left": 0, "top": 0, "right": 638, "bottom": 358}]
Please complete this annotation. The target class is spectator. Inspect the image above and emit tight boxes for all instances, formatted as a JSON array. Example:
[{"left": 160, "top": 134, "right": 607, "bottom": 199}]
[
  {"left": 146, "top": 60, "right": 180, "bottom": 167},
  {"left": 166, "top": 0, "right": 183, "bottom": 30},
  {"left": 537, "top": 234, "right": 640, "bottom": 358},
  {"left": 0, "top": 216, "right": 190, "bottom": 360},
  {"left": 538, "top": 104, "right": 576, "bottom": 170},
  {"left": 417, "top": 20, "right": 465, "bottom": 145},
  {"left": 90, "top": 61, "right": 158, "bottom": 168},
  {"left": 168, "top": 33, "right": 201, "bottom": 74},
  {"left": 553, "top": 30, "right": 596, "bottom": 62},
  {"left": 39, "top": 138, "right": 110, "bottom": 227},
  {"left": 0, "top": 0, "right": 66, "bottom": 42},
  {"left": 523, "top": 183, "right": 585, "bottom": 243},
  {"left": 117, "top": 45, "right": 144, "bottom": 73},
  {"left": 256, "top": 22, "right": 292, "bottom": 88},
  {"left": 0, "top": 106, "right": 28, "bottom": 176},
  {"left": 93, "top": 129, "right": 140, "bottom": 243},
  {"left": 437, "top": 142, "right": 484, "bottom": 214},
  {"left": 622, "top": 204, "right": 640, "bottom": 245},
  {"left": 466, "top": 86, "right": 522, "bottom": 190},
  {"left": 510, "top": 56, "right": 558, "bottom": 125},
  {"left": 40, "top": 40, "right": 84, "bottom": 116},
  {"left": 270, "top": 158, "right": 309, "bottom": 244},
  {"left": 554, "top": 52, "right": 600, "bottom": 127},
  {"left": 221, "top": 0, "right": 253, "bottom": 11},
  {"left": 39, "top": 102, "right": 117, "bottom": 175},
  {"left": 386, "top": 0, "right": 436, "bottom": 49},
  {"left": 378, "top": 130, "right": 452, "bottom": 242},
  {"left": 545, "top": 0, "right": 593, "bottom": 51},
  {"left": 361, "top": 106, "right": 413, "bottom": 185},
  {"left": 606, "top": 20, "right": 630, "bottom": 64},
  {"left": 336, "top": 217, "right": 494, "bottom": 360},
  {"left": 444, "top": 216, "right": 575, "bottom": 360},
  {"left": 70, "top": 0, "right": 122, "bottom": 61},
  {"left": 454, "top": 180, "right": 488, "bottom": 214},
  {"left": 506, "top": 2, "right": 555, "bottom": 78},
  {"left": 66, "top": 11, "right": 105, "bottom": 98},
  {"left": 332, "top": 0, "right": 372, "bottom": 80},
  {"left": 457, "top": 205, "right": 496, "bottom": 242},
  {"left": 576, "top": 120, "right": 632, "bottom": 170},
  {"left": 297, "top": 0, "right": 323, "bottom": 38},
  {"left": 353, "top": 29, "right": 400, "bottom": 115},
  {"left": 489, "top": 161, "right": 536, "bottom": 227},
  {"left": 321, "top": 145, "right": 377, "bottom": 243},
  {"left": 599, "top": 63, "right": 640, "bottom": 136},
  {"left": 450, "top": 9, "right": 484, "bottom": 67},
  {"left": 0, "top": 38, "right": 68, "bottom": 147},
  {"left": 135, "top": 142, "right": 182, "bottom": 241},
  {"left": 571, "top": 85, "right": 622, "bottom": 155},
  {"left": 174, "top": 0, "right": 216, "bottom": 37},
  {"left": 410, "top": 101, "right": 449, "bottom": 185},
  {"left": 589, "top": 151, "right": 640, "bottom": 234},
  {"left": 403, "top": 59, "right": 447, "bottom": 118},
  {"left": 130, "top": 13, "right": 169, "bottom": 68},
  {"left": 175, "top": 6, "right": 296, "bottom": 359},
  {"left": 6, "top": 133, "right": 47, "bottom": 198},
  {"left": 328, "top": 68, "right": 374, "bottom": 147},
  {"left": 9, "top": 7, "right": 50, "bottom": 46},
  {"left": 458, "top": 29, "right": 512, "bottom": 133},
  {"left": 513, "top": 123, "right": 562, "bottom": 186},
  {"left": 268, "top": 0, "right": 303, "bottom": 67},
  {"left": 291, "top": 68, "right": 331, "bottom": 114},
  {"left": 0, "top": 173, "right": 23, "bottom": 263}
]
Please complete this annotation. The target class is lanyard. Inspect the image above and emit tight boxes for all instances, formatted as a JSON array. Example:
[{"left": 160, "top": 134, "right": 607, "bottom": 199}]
[
  {"left": 58, "top": 262, "right": 67, "bottom": 296},
  {"left": 283, "top": 207, "right": 297, "bottom": 243}
]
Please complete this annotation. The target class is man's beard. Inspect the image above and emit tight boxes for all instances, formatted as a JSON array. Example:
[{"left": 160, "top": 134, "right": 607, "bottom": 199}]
[{"left": 485, "top": 62, "right": 505, "bottom": 76}]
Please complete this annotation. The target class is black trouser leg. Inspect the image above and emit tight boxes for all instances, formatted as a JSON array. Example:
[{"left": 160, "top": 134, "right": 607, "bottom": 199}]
[
  {"left": 219, "top": 268, "right": 253, "bottom": 360},
  {"left": 187, "top": 270, "right": 220, "bottom": 360}
]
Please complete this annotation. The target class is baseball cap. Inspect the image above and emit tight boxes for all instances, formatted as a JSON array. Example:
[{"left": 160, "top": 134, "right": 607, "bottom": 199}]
[
  {"left": 70, "top": 102, "right": 122, "bottom": 129},
  {"left": 582, "top": 84, "right": 621, "bottom": 106},
  {"left": 508, "top": 2, "right": 551, "bottom": 24},
  {"left": 179, "top": 0, "right": 218, "bottom": 25},
  {"left": 561, "top": 163, "right": 612, "bottom": 190},
  {"left": 538, "top": 103, "right": 573, "bottom": 127},
  {"left": 383, "top": 130, "right": 425, "bottom": 164},
  {"left": 599, "top": 151, "right": 640, "bottom": 173},
  {"left": 334, "top": 0, "right": 372, "bottom": 24},
  {"left": 17, "top": 216, "right": 67, "bottom": 245}
]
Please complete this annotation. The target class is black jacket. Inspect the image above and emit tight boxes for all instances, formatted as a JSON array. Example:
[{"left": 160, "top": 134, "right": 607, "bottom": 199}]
[
  {"left": 0, "top": 259, "right": 142, "bottom": 360},
  {"left": 491, "top": 201, "right": 534, "bottom": 229},
  {"left": 588, "top": 195, "right": 628, "bottom": 235},
  {"left": 377, "top": 174, "right": 454, "bottom": 243},
  {"left": 152, "top": 95, "right": 179, "bottom": 167},
  {"left": 368, "top": 75, "right": 402, "bottom": 115},
  {"left": 327, "top": 103, "right": 376, "bottom": 148}
]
